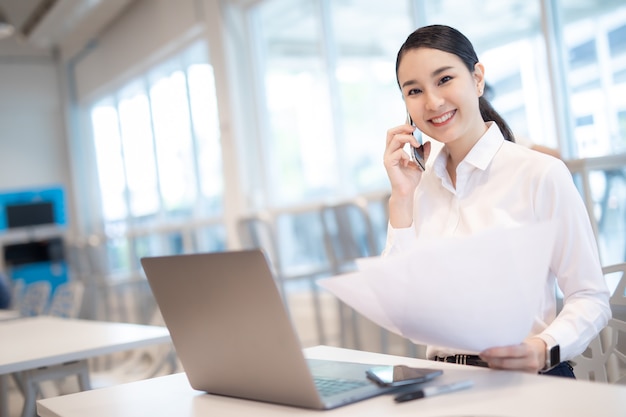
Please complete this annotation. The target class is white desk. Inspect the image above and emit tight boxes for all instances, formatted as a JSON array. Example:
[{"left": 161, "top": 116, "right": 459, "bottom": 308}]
[
  {"left": 0, "top": 309, "right": 19, "bottom": 321},
  {"left": 0, "top": 316, "right": 171, "bottom": 417},
  {"left": 37, "top": 345, "right": 626, "bottom": 417}
]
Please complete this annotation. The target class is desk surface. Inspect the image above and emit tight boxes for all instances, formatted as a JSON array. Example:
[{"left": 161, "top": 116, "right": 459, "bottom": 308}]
[
  {"left": 0, "top": 309, "right": 19, "bottom": 321},
  {"left": 37, "top": 345, "right": 626, "bottom": 417},
  {"left": 0, "top": 316, "right": 171, "bottom": 374}
]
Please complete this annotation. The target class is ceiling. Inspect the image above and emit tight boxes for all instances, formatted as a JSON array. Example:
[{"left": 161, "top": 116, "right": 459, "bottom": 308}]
[{"left": 0, "top": 0, "right": 136, "bottom": 53}]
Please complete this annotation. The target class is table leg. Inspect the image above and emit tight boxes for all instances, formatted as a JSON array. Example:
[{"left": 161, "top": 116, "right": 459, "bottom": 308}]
[
  {"left": 0, "top": 374, "right": 9, "bottom": 417},
  {"left": 20, "top": 376, "right": 37, "bottom": 417},
  {"left": 20, "top": 360, "right": 92, "bottom": 417}
]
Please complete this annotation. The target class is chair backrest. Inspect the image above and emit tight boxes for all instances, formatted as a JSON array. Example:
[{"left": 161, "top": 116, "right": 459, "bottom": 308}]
[
  {"left": 321, "top": 199, "right": 379, "bottom": 274},
  {"left": 46, "top": 281, "right": 85, "bottom": 318},
  {"left": 604, "top": 262, "right": 626, "bottom": 306},
  {"left": 364, "top": 192, "right": 391, "bottom": 254},
  {"left": 10, "top": 278, "right": 25, "bottom": 310},
  {"left": 237, "top": 214, "right": 281, "bottom": 277},
  {"left": 571, "top": 333, "right": 611, "bottom": 382},
  {"left": 573, "top": 263, "right": 626, "bottom": 383},
  {"left": 19, "top": 280, "right": 52, "bottom": 317},
  {"left": 603, "top": 262, "right": 626, "bottom": 383},
  {"left": 602, "top": 317, "right": 626, "bottom": 383}
]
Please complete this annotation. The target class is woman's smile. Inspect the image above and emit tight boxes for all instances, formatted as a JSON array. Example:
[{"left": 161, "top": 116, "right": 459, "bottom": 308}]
[{"left": 430, "top": 110, "right": 456, "bottom": 126}]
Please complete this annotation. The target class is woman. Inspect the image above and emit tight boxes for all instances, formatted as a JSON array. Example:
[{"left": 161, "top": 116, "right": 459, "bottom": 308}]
[{"left": 382, "top": 24, "right": 611, "bottom": 377}]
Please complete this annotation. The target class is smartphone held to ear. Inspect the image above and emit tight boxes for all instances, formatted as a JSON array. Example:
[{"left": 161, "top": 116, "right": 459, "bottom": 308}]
[
  {"left": 366, "top": 365, "right": 443, "bottom": 387},
  {"left": 406, "top": 114, "right": 426, "bottom": 171},
  {"left": 411, "top": 144, "right": 426, "bottom": 171}
]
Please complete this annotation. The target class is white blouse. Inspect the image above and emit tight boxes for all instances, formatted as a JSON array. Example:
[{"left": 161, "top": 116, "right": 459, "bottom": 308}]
[{"left": 383, "top": 122, "right": 611, "bottom": 360}]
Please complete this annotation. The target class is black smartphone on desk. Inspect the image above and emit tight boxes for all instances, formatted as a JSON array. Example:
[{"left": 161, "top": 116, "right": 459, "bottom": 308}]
[{"left": 366, "top": 365, "right": 442, "bottom": 387}]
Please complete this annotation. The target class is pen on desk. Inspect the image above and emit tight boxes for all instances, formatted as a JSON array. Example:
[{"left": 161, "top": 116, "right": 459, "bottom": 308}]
[{"left": 394, "top": 380, "right": 474, "bottom": 403}]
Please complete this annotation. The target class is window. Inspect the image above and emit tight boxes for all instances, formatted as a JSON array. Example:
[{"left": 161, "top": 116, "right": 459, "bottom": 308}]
[
  {"left": 246, "top": 0, "right": 626, "bottom": 269},
  {"left": 251, "top": 0, "right": 411, "bottom": 205},
  {"left": 88, "top": 40, "right": 226, "bottom": 274},
  {"left": 251, "top": 0, "right": 563, "bottom": 206},
  {"left": 560, "top": 0, "right": 626, "bottom": 158},
  {"left": 80, "top": 0, "right": 626, "bottom": 277},
  {"left": 421, "top": 0, "right": 557, "bottom": 147},
  {"left": 328, "top": 0, "right": 413, "bottom": 194},
  {"left": 559, "top": 0, "right": 626, "bottom": 265}
]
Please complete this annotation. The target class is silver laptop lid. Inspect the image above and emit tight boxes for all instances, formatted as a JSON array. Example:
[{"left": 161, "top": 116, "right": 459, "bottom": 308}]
[{"left": 141, "top": 250, "right": 325, "bottom": 409}]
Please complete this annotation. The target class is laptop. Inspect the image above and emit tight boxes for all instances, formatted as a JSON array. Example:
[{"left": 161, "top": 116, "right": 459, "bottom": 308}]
[{"left": 141, "top": 249, "right": 398, "bottom": 410}]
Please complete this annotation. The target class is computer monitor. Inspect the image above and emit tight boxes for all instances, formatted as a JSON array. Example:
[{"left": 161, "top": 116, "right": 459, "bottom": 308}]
[{"left": 6, "top": 201, "right": 55, "bottom": 229}]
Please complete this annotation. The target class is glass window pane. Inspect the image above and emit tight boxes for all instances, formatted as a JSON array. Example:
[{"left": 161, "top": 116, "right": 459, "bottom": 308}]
[
  {"left": 106, "top": 236, "right": 132, "bottom": 276},
  {"left": 182, "top": 41, "right": 224, "bottom": 216},
  {"left": 118, "top": 84, "right": 160, "bottom": 218},
  {"left": 188, "top": 62, "right": 224, "bottom": 215},
  {"left": 91, "top": 102, "right": 128, "bottom": 221},
  {"left": 87, "top": 39, "right": 225, "bottom": 278},
  {"left": 149, "top": 69, "right": 197, "bottom": 215},
  {"left": 134, "top": 232, "right": 185, "bottom": 259},
  {"left": 194, "top": 224, "right": 228, "bottom": 252},
  {"left": 330, "top": 0, "right": 412, "bottom": 192},
  {"left": 255, "top": 0, "right": 337, "bottom": 204},
  {"left": 560, "top": 0, "right": 626, "bottom": 157},
  {"left": 423, "top": 0, "right": 557, "bottom": 150}
]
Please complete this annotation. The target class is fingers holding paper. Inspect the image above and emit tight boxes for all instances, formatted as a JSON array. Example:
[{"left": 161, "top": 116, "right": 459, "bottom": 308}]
[{"left": 479, "top": 338, "right": 546, "bottom": 373}]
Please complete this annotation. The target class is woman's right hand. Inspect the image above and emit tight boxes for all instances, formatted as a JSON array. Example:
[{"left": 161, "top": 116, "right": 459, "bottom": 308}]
[
  {"left": 384, "top": 124, "right": 430, "bottom": 193},
  {"left": 383, "top": 124, "right": 430, "bottom": 228}
]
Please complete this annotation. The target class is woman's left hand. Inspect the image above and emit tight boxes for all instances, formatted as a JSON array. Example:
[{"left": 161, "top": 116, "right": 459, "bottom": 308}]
[{"left": 479, "top": 338, "right": 546, "bottom": 373}]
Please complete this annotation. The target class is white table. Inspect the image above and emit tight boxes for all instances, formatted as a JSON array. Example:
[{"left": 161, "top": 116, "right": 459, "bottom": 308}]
[
  {"left": 37, "top": 345, "right": 626, "bottom": 417},
  {"left": 0, "top": 316, "right": 171, "bottom": 417},
  {"left": 0, "top": 309, "right": 19, "bottom": 321}
]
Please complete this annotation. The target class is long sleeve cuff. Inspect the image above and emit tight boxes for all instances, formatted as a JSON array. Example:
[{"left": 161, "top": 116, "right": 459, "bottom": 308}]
[{"left": 382, "top": 222, "right": 417, "bottom": 257}]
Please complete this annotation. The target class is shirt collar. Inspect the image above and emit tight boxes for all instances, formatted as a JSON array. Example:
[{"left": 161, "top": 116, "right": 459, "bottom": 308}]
[
  {"left": 462, "top": 122, "right": 504, "bottom": 170},
  {"left": 432, "top": 122, "right": 505, "bottom": 175}
]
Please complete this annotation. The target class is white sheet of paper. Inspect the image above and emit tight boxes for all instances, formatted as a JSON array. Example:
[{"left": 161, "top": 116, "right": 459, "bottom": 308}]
[{"left": 318, "top": 222, "right": 556, "bottom": 352}]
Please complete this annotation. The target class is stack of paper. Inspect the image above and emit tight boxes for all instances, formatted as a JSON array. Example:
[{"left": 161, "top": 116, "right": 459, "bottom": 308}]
[{"left": 318, "top": 222, "right": 556, "bottom": 352}]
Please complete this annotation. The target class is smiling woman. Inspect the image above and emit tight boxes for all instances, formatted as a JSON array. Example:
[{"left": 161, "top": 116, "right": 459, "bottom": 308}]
[
  {"left": 381, "top": 24, "right": 611, "bottom": 379},
  {"left": 396, "top": 26, "right": 515, "bottom": 155}
]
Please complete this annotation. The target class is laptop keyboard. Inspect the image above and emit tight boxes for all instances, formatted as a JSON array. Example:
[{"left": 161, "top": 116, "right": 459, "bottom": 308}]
[{"left": 314, "top": 376, "right": 371, "bottom": 397}]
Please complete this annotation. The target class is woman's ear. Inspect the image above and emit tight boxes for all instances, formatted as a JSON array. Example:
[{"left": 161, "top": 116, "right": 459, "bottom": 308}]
[{"left": 474, "top": 62, "right": 485, "bottom": 96}]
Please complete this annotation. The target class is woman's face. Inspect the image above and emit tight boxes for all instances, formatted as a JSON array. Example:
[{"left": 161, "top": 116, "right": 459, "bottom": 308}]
[{"left": 397, "top": 47, "right": 485, "bottom": 147}]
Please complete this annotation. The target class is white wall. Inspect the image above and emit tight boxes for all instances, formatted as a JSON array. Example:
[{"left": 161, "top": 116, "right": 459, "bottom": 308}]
[
  {"left": 0, "top": 38, "right": 70, "bottom": 196},
  {"left": 72, "top": 0, "right": 201, "bottom": 103}
]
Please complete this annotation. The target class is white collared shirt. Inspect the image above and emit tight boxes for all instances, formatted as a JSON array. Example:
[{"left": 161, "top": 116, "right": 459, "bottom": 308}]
[{"left": 383, "top": 123, "right": 611, "bottom": 360}]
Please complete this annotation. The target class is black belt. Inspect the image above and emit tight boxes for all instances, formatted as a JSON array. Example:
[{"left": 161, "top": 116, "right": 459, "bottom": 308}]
[{"left": 434, "top": 354, "right": 489, "bottom": 368}]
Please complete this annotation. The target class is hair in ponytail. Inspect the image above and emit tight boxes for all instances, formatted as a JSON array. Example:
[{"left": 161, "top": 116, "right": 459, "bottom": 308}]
[
  {"left": 395, "top": 25, "right": 515, "bottom": 142},
  {"left": 479, "top": 96, "right": 515, "bottom": 142}
]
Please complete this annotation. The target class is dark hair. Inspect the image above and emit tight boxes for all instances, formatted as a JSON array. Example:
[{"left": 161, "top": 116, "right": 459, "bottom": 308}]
[{"left": 395, "top": 25, "right": 515, "bottom": 142}]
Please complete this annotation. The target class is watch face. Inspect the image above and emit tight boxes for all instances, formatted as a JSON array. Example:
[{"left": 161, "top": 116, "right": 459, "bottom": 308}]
[{"left": 549, "top": 345, "right": 560, "bottom": 366}]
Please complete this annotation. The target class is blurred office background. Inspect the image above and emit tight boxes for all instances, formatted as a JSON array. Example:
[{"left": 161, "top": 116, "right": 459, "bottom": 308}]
[{"left": 0, "top": 0, "right": 625, "bottom": 351}]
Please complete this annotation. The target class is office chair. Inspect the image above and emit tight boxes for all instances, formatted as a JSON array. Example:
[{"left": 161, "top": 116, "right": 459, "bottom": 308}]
[
  {"left": 237, "top": 209, "right": 334, "bottom": 345},
  {"left": 19, "top": 281, "right": 51, "bottom": 317},
  {"left": 572, "top": 262, "right": 626, "bottom": 383},
  {"left": 46, "top": 281, "right": 85, "bottom": 318}
]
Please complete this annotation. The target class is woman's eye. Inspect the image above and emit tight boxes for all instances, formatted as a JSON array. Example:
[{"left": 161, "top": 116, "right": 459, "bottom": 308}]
[
  {"left": 439, "top": 75, "right": 453, "bottom": 85},
  {"left": 407, "top": 88, "right": 422, "bottom": 96}
]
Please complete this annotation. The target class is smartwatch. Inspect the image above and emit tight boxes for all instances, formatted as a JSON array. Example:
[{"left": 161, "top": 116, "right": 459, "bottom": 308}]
[{"left": 542, "top": 342, "right": 560, "bottom": 372}]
